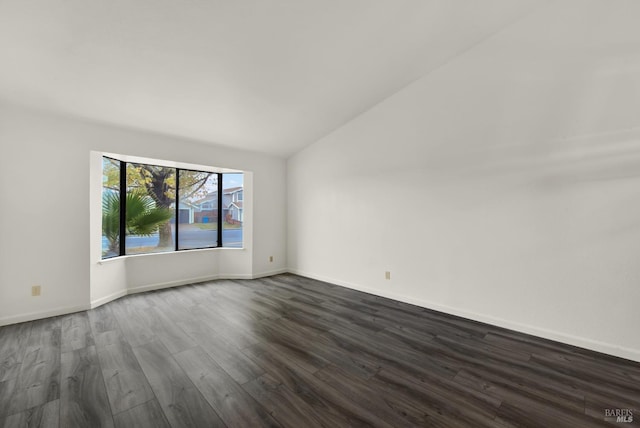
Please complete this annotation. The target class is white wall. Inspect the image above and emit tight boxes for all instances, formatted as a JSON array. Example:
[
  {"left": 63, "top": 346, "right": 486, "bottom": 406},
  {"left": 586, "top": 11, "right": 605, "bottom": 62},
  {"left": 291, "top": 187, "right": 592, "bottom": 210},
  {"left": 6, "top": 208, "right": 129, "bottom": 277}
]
[
  {"left": 287, "top": 1, "right": 640, "bottom": 362},
  {"left": 0, "top": 102, "right": 286, "bottom": 325}
]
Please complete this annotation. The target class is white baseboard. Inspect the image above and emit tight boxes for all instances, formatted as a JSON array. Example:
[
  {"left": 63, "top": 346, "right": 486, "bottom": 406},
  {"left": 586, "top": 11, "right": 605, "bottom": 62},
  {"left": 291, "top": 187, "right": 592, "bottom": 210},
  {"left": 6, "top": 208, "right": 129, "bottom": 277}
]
[
  {"left": 127, "top": 274, "right": 221, "bottom": 295},
  {"left": 0, "top": 304, "right": 90, "bottom": 327},
  {"left": 251, "top": 268, "right": 288, "bottom": 279},
  {"left": 288, "top": 268, "right": 640, "bottom": 363},
  {"left": 89, "top": 270, "right": 287, "bottom": 309},
  {"left": 218, "top": 273, "right": 253, "bottom": 280},
  {"left": 3, "top": 270, "right": 292, "bottom": 325},
  {"left": 90, "top": 289, "right": 128, "bottom": 309}
]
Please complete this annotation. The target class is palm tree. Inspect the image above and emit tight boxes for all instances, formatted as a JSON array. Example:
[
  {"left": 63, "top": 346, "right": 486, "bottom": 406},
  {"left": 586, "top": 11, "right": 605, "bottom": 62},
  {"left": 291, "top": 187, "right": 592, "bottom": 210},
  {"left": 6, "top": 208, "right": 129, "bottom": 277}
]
[{"left": 102, "top": 190, "right": 173, "bottom": 255}]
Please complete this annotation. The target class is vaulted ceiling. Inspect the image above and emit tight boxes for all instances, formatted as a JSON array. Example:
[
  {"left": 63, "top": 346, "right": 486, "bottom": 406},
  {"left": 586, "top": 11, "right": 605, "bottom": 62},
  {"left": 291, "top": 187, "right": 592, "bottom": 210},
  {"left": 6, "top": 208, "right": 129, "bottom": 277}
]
[
  {"left": 3, "top": 1, "right": 637, "bottom": 158},
  {"left": 0, "top": 0, "right": 545, "bottom": 156}
]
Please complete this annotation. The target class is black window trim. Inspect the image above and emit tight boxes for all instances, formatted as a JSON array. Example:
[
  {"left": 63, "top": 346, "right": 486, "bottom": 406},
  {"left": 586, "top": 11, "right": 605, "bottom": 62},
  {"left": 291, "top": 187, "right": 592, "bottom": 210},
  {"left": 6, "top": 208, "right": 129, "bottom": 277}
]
[{"left": 102, "top": 156, "right": 239, "bottom": 259}]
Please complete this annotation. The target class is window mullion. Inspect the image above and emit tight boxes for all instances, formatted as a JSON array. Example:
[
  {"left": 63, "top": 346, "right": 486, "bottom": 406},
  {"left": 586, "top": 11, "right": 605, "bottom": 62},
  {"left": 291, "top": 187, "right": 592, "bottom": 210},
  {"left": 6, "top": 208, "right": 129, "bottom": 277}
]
[
  {"left": 217, "top": 173, "right": 223, "bottom": 247},
  {"left": 175, "top": 169, "right": 180, "bottom": 251},
  {"left": 119, "top": 161, "right": 126, "bottom": 256}
]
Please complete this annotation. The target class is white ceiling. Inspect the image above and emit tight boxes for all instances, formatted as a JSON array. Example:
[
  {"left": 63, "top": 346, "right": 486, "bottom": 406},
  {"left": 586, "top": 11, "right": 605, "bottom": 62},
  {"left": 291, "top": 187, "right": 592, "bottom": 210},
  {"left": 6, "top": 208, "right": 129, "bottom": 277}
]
[{"left": 0, "top": 0, "right": 541, "bottom": 156}]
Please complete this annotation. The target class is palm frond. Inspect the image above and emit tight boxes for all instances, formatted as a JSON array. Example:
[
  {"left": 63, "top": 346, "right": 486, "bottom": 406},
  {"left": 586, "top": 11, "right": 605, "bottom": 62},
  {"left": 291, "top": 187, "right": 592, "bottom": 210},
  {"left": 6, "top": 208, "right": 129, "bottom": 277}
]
[{"left": 102, "top": 190, "right": 173, "bottom": 246}]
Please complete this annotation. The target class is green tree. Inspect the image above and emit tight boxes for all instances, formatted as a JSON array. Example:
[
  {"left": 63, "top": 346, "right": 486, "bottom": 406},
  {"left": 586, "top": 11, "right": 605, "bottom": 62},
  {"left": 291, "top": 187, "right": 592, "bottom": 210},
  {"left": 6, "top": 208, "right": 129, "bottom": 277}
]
[
  {"left": 102, "top": 190, "right": 173, "bottom": 255},
  {"left": 103, "top": 159, "right": 214, "bottom": 249},
  {"left": 129, "top": 165, "right": 213, "bottom": 248}
]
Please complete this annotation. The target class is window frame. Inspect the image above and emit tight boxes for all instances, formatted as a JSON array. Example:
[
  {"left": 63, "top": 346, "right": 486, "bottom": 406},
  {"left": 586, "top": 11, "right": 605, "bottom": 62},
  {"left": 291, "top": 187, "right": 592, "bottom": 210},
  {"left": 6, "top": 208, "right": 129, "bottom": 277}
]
[
  {"left": 101, "top": 156, "right": 241, "bottom": 259},
  {"left": 176, "top": 167, "right": 223, "bottom": 252}
]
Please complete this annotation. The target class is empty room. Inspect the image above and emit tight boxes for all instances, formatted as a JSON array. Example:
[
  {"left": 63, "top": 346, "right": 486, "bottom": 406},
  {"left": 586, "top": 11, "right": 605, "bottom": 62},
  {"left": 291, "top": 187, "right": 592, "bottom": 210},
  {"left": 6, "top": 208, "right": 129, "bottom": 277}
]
[{"left": 1, "top": 0, "right": 639, "bottom": 427}]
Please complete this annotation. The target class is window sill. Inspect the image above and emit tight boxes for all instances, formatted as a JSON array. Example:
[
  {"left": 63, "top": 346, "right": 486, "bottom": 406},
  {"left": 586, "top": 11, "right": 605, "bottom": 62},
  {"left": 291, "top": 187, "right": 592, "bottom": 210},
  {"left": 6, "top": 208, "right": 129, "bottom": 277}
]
[{"left": 97, "top": 246, "right": 246, "bottom": 265}]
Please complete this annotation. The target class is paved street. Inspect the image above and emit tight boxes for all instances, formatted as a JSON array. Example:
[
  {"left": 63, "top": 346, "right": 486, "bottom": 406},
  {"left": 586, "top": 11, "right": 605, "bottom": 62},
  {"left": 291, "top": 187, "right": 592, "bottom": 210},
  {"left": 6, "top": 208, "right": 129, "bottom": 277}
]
[{"left": 102, "top": 227, "right": 243, "bottom": 256}]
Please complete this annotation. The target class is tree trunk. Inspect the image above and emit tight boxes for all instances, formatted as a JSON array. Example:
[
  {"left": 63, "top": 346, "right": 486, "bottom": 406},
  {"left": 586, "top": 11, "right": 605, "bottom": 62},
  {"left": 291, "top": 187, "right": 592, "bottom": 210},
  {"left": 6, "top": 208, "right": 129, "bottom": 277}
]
[
  {"left": 144, "top": 166, "right": 175, "bottom": 249},
  {"left": 158, "top": 222, "right": 173, "bottom": 248},
  {"left": 109, "top": 238, "right": 119, "bottom": 254}
]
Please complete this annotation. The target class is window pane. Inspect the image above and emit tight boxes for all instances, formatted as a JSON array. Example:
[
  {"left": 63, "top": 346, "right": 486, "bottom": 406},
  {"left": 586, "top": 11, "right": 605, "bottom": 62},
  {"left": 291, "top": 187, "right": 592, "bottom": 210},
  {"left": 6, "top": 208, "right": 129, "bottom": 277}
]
[
  {"left": 222, "top": 173, "right": 243, "bottom": 248},
  {"left": 125, "top": 163, "right": 176, "bottom": 255},
  {"left": 102, "top": 157, "right": 120, "bottom": 259},
  {"left": 178, "top": 171, "right": 218, "bottom": 250}
]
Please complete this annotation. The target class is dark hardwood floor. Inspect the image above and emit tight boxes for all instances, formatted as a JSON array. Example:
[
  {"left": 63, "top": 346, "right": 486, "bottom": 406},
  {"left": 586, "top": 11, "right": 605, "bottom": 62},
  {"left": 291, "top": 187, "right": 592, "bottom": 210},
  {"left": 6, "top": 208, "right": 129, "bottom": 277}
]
[{"left": 1, "top": 273, "right": 639, "bottom": 427}]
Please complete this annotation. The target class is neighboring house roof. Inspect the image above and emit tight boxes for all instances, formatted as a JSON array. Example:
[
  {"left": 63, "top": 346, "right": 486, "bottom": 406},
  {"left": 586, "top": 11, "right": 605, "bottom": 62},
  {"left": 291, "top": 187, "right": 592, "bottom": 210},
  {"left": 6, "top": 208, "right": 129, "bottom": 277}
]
[
  {"left": 224, "top": 187, "right": 243, "bottom": 194},
  {"left": 194, "top": 192, "right": 217, "bottom": 205},
  {"left": 229, "top": 201, "right": 243, "bottom": 209},
  {"left": 194, "top": 186, "right": 243, "bottom": 205}
]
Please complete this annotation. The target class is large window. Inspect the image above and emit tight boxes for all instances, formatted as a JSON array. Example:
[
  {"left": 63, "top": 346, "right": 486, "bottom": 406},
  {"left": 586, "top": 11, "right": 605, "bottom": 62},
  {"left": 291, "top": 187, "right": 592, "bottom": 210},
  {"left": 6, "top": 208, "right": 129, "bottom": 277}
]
[{"left": 101, "top": 157, "right": 243, "bottom": 259}]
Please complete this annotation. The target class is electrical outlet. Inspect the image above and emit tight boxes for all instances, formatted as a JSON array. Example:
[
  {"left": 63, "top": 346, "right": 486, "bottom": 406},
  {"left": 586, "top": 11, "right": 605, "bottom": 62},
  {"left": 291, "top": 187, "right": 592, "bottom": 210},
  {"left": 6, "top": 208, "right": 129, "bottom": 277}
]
[
  {"left": 269, "top": 256, "right": 273, "bottom": 262},
  {"left": 32, "top": 285, "right": 41, "bottom": 296},
  {"left": 385, "top": 271, "right": 391, "bottom": 280}
]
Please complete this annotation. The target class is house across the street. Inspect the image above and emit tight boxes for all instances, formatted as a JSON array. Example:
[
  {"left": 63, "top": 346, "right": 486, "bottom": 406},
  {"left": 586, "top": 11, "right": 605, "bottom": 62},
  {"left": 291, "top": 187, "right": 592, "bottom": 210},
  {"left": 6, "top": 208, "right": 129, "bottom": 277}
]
[{"left": 182, "top": 186, "right": 244, "bottom": 224}]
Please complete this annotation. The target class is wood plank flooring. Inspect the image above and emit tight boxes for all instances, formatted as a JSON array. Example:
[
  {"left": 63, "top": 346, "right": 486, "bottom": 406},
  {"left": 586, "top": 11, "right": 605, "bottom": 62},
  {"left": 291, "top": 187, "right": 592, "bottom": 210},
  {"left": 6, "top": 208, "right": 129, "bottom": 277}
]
[{"left": 1, "top": 273, "right": 639, "bottom": 427}]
